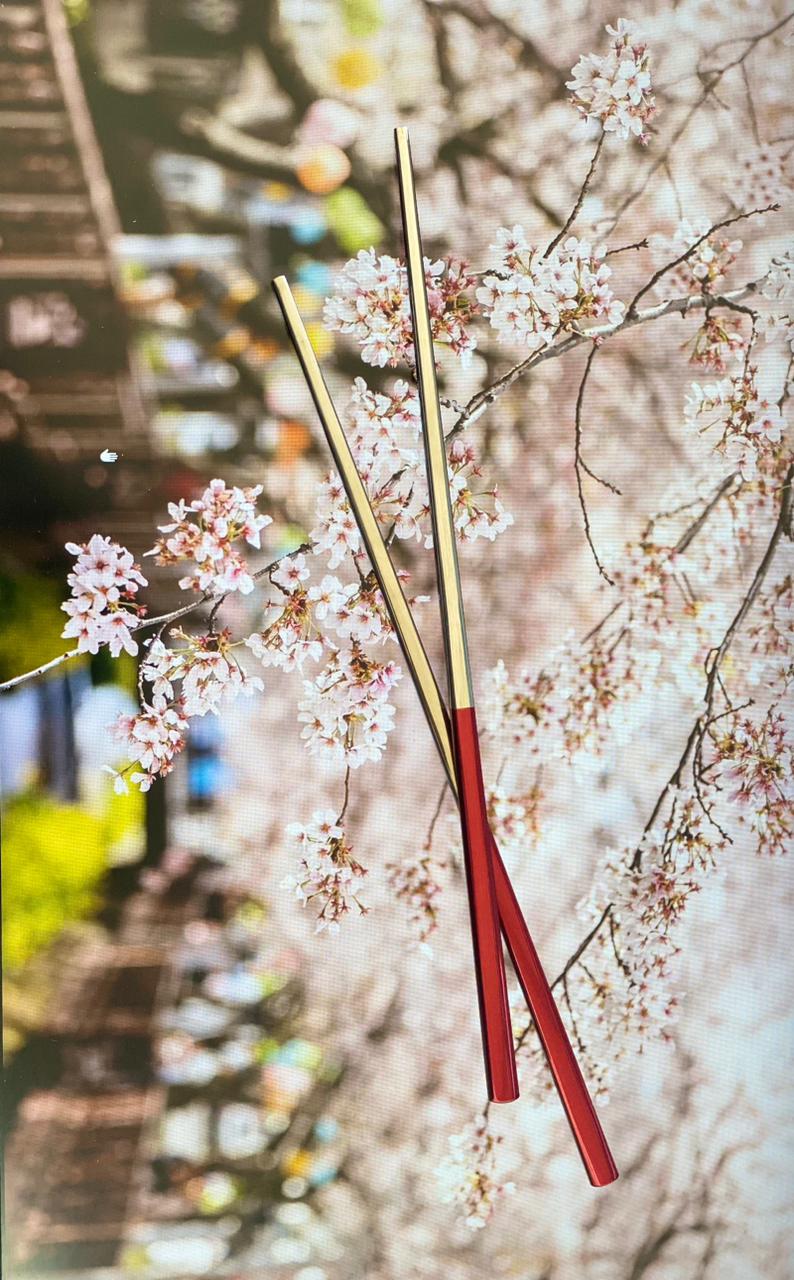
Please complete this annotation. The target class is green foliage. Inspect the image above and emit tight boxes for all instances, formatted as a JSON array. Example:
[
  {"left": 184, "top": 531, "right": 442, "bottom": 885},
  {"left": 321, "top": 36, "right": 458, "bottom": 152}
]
[
  {"left": 2, "top": 784, "right": 143, "bottom": 972},
  {"left": 63, "top": 0, "right": 91, "bottom": 27},
  {"left": 0, "top": 572, "right": 77, "bottom": 684},
  {"left": 341, "top": 0, "right": 384, "bottom": 38},
  {"left": 324, "top": 187, "right": 384, "bottom": 254}
]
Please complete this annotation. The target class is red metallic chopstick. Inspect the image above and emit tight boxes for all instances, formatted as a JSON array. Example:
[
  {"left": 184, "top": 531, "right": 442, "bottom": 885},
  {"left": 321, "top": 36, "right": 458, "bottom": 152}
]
[
  {"left": 394, "top": 128, "right": 519, "bottom": 1104},
  {"left": 272, "top": 141, "right": 619, "bottom": 1180}
]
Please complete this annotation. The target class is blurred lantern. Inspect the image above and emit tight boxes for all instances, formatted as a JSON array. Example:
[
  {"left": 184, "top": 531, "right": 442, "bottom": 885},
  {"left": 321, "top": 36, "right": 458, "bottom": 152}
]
[
  {"left": 153, "top": 153, "right": 227, "bottom": 214},
  {"left": 265, "top": 355, "right": 315, "bottom": 416},
  {"left": 324, "top": 186, "right": 384, "bottom": 253},
  {"left": 306, "top": 322, "right": 333, "bottom": 359},
  {"left": 262, "top": 1061, "right": 313, "bottom": 1112},
  {"left": 142, "top": 1236, "right": 229, "bottom": 1275},
  {"left": 295, "top": 143, "right": 351, "bottom": 195},
  {"left": 279, "top": 1039, "right": 323, "bottom": 1071},
  {"left": 313, "top": 1116, "right": 339, "bottom": 1144},
  {"left": 217, "top": 1102, "right": 268, "bottom": 1159},
  {"left": 263, "top": 180, "right": 293, "bottom": 203},
  {"left": 332, "top": 48, "right": 382, "bottom": 91},
  {"left": 299, "top": 98, "right": 361, "bottom": 149},
  {"left": 185, "top": 1170, "right": 241, "bottom": 1213},
  {"left": 282, "top": 1148, "right": 313, "bottom": 1179},
  {"left": 152, "top": 411, "right": 240, "bottom": 458},
  {"left": 277, "top": 419, "right": 312, "bottom": 466},
  {"left": 290, "top": 206, "right": 328, "bottom": 245},
  {"left": 341, "top": 0, "right": 384, "bottom": 38},
  {"left": 291, "top": 283, "right": 323, "bottom": 317},
  {"left": 308, "top": 1157, "right": 338, "bottom": 1188},
  {"left": 203, "top": 967, "right": 265, "bottom": 1006},
  {"left": 295, "top": 260, "right": 333, "bottom": 295}
]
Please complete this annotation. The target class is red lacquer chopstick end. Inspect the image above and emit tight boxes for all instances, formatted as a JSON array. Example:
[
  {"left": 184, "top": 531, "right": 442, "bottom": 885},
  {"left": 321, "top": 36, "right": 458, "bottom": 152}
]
[{"left": 451, "top": 705, "right": 519, "bottom": 1104}]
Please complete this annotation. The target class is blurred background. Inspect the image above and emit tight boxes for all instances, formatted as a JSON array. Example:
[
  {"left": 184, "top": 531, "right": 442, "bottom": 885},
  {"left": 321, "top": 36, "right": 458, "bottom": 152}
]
[{"left": 1, "top": 1, "right": 792, "bottom": 1278}]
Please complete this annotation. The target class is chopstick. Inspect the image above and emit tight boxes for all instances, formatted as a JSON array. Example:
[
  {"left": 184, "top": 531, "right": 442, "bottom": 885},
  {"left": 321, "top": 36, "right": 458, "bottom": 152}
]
[
  {"left": 394, "top": 128, "right": 518, "bottom": 1104},
  {"left": 272, "top": 274, "right": 618, "bottom": 1184}
]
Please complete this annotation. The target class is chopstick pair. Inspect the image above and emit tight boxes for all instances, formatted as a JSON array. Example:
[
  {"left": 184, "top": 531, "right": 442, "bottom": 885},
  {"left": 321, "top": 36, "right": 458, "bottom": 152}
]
[{"left": 272, "top": 127, "right": 618, "bottom": 1186}]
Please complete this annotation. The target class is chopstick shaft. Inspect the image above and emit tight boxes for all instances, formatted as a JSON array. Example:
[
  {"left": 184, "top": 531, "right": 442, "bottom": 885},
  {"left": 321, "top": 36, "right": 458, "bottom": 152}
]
[
  {"left": 272, "top": 276, "right": 618, "bottom": 1181},
  {"left": 395, "top": 126, "right": 518, "bottom": 1103}
]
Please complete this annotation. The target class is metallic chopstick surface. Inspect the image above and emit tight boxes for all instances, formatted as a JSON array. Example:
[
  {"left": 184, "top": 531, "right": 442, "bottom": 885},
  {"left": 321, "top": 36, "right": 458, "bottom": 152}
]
[
  {"left": 272, "top": 275, "right": 618, "bottom": 1182},
  {"left": 394, "top": 127, "right": 519, "bottom": 1104}
]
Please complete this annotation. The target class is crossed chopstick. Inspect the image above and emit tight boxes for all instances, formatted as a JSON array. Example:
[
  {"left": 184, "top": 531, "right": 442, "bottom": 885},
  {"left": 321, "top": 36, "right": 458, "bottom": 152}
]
[{"left": 272, "top": 127, "right": 618, "bottom": 1186}]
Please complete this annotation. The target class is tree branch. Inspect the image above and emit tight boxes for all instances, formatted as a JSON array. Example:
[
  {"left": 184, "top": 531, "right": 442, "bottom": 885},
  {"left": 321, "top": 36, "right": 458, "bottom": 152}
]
[
  {"left": 448, "top": 280, "right": 762, "bottom": 439},
  {"left": 0, "top": 541, "right": 313, "bottom": 693},
  {"left": 544, "top": 133, "right": 605, "bottom": 257}
]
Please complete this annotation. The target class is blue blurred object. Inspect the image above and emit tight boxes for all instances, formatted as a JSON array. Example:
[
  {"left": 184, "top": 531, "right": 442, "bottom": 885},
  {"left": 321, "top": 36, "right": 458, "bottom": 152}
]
[
  {"left": 187, "top": 714, "right": 230, "bottom": 805},
  {"left": 289, "top": 208, "right": 328, "bottom": 245},
  {"left": 189, "top": 714, "right": 224, "bottom": 749},
  {"left": 188, "top": 753, "right": 227, "bottom": 801},
  {"left": 295, "top": 260, "right": 333, "bottom": 295},
  {"left": 313, "top": 1116, "right": 339, "bottom": 1144}
]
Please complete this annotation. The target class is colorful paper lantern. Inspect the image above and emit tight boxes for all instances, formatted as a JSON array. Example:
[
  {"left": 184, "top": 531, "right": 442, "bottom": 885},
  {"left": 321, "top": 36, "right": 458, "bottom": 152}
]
[
  {"left": 296, "top": 144, "right": 351, "bottom": 195},
  {"left": 333, "top": 48, "right": 382, "bottom": 91}
]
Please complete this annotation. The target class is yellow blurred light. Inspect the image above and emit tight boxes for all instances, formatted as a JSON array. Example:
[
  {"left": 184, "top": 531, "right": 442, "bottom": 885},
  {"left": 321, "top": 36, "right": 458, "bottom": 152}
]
[
  {"left": 264, "top": 181, "right": 293, "bottom": 201},
  {"left": 306, "top": 322, "right": 333, "bottom": 359},
  {"left": 291, "top": 284, "right": 322, "bottom": 317},
  {"left": 333, "top": 48, "right": 382, "bottom": 90},
  {"left": 283, "top": 1148, "right": 313, "bottom": 1178}
]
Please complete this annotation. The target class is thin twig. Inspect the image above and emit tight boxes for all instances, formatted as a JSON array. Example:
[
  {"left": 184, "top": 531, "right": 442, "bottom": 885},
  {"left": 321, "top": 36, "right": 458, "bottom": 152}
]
[
  {"left": 573, "top": 344, "right": 616, "bottom": 584},
  {"left": 448, "top": 279, "right": 763, "bottom": 440},
  {"left": 603, "top": 12, "right": 794, "bottom": 235},
  {"left": 544, "top": 133, "right": 605, "bottom": 257},
  {"left": 627, "top": 205, "right": 778, "bottom": 318}
]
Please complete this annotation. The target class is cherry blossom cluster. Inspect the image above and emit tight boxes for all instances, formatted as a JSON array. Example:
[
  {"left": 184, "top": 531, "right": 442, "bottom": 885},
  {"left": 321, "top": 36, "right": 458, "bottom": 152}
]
[
  {"left": 481, "top": 634, "right": 659, "bottom": 764},
  {"left": 386, "top": 851, "right": 445, "bottom": 948},
  {"left": 313, "top": 379, "right": 513, "bottom": 554},
  {"left": 593, "top": 850, "right": 703, "bottom": 986},
  {"left": 297, "top": 644, "right": 401, "bottom": 769},
  {"left": 610, "top": 533, "right": 694, "bottom": 634},
  {"left": 105, "top": 701, "right": 189, "bottom": 794},
  {"left": 142, "top": 629, "right": 263, "bottom": 717},
  {"left": 323, "top": 249, "right": 477, "bottom": 368},
  {"left": 311, "top": 474, "right": 365, "bottom": 568},
  {"left": 709, "top": 708, "right": 793, "bottom": 858},
  {"left": 516, "top": 801, "right": 716, "bottom": 1101},
  {"left": 283, "top": 809, "right": 368, "bottom": 934},
  {"left": 148, "top": 477, "right": 272, "bottom": 595},
  {"left": 485, "top": 785, "right": 529, "bottom": 866},
  {"left": 476, "top": 229, "right": 625, "bottom": 350},
  {"left": 684, "top": 370, "right": 787, "bottom": 480},
  {"left": 567, "top": 18, "right": 657, "bottom": 144},
  {"left": 689, "top": 314, "right": 748, "bottom": 374},
  {"left": 434, "top": 1115, "right": 515, "bottom": 1231},
  {"left": 747, "top": 575, "right": 794, "bottom": 692},
  {"left": 61, "top": 535, "right": 148, "bottom": 657},
  {"left": 652, "top": 216, "right": 743, "bottom": 297},
  {"left": 244, "top": 554, "right": 325, "bottom": 671}
]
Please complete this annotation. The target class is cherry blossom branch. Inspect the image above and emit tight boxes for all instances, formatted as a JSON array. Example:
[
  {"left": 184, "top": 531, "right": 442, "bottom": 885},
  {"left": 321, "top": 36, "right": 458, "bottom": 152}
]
[
  {"left": 511, "top": 462, "right": 792, "bottom": 1061},
  {"left": 605, "top": 237, "right": 650, "bottom": 258},
  {"left": 604, "top": 12, "right": 794, "bottom": 234},
  {"left": 544, "top": 133, "right": 605, "bottom": 257},
  {"left": 642, "top": 462, "right": 791, "bottom": 855},
  {"left": 673, "top": 474, "right": 740, "bottom": 555},
  {"left": 626, "top": 204, "right": 778, "bottom": 318},
  {"left": 573, "top": 344, "right": 616, "bottom": 584},
  {"left": 448, "top": 278, "right": 762, "bottom": 439},
  {"left": 0, "top": 541, "right": 313, "bottom": 693}
]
